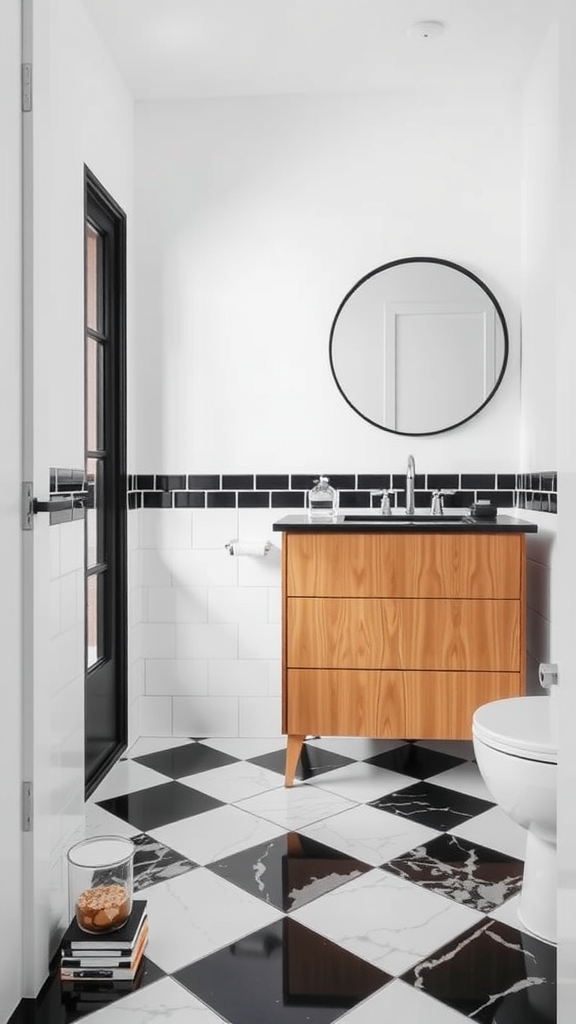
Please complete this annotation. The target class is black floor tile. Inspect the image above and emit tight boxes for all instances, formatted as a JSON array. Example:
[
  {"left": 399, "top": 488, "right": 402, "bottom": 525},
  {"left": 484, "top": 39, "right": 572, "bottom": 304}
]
[
  {"left": 175, "top": 917, "right": 391, "bottom": 1023},
  {"left": 366, "top": 743, "right": 465, "bottom": 779},
  {"left": 208, "top": 831, "right": 371, "bottom": 912},
  {"left": 249, "top": 743, "right": 354, "bottom": 780},
  {"left": 131, "top": 832, "right": 197, "bottom": 890},
  {"left": 401, "top": 917, "right": 556, "bottom": 1022},
  {"left": 369, "top": 781, "right": 494, "bottom": 831},
  {"left": 97, "top": 781, "right": 223, "bottom": 831},
  {"left": 383, "top": 833, "right": 523, "bottom": 913},
  {"left": 134, "top": 740, "right": 238, "bottom": 778}
]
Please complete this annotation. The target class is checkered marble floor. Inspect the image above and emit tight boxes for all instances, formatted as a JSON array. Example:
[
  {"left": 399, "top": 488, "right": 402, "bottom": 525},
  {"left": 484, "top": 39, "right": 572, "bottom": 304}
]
[{"left": 28, "top": 736, "right": 556, "bottom": 1023}]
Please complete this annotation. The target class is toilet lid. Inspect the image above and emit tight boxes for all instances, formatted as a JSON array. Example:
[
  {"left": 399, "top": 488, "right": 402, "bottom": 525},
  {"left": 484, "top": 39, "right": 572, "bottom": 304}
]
[{"left": 472, "top": 697, "right": 557, "bottom": 763}]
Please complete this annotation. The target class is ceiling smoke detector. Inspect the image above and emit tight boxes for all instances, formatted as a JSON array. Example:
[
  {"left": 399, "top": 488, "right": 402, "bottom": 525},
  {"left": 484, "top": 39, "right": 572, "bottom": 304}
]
[{"left": 408, "top": 20, "right": 446, "bottom": 41}]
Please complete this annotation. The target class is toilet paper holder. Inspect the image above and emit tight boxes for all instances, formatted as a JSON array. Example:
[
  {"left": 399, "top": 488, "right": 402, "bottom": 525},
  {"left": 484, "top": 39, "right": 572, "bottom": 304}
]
[
  {"left": 225, "top": 539, "right": 271, "bottom": 557},
  {"left": 538, "top": 662, "right": 558, "bottom": 688}
]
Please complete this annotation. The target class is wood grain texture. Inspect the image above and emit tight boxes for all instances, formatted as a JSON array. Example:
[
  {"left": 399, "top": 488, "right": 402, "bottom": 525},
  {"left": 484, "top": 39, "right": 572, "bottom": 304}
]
[
  {"left": 286, "top": 532, "right": 523, "bottom": 599},
  {"left": 286, "top": 670, "right": 522, "bottom": 738},
  {"left": 287, "top": 597, "right": 521, "bottom": 671}
]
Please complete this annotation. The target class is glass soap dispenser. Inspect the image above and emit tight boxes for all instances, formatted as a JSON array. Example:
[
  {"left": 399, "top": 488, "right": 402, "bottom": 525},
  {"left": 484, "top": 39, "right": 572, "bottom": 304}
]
[{"left": 307, "top": 476, "right": 339, "bottom": 520}]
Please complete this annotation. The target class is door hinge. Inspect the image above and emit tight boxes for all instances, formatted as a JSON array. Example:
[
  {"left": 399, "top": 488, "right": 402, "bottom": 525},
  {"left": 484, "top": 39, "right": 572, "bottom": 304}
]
[
  {"left": 22, "top": 781, "right": 33, "bottom": 832},
  {"left": 21, "top": 63, "right": 32, "bottom": 112},
  {"left": 22, "top": 481, "right": 34, "bottom": 530}
]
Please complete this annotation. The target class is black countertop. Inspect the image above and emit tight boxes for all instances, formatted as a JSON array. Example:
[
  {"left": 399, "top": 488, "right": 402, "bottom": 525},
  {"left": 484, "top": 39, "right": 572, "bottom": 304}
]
[{"left": 272, "top": 513, "right": 538, "bottom": 534}]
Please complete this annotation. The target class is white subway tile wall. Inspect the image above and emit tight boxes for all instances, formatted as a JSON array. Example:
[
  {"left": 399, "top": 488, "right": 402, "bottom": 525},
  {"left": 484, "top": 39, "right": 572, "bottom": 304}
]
[
  {"left": 134, "top": 506, "right": 283, "bottom": 737},
  {"left": 132, "top": 496, "right": 556, "bottom": 737}
]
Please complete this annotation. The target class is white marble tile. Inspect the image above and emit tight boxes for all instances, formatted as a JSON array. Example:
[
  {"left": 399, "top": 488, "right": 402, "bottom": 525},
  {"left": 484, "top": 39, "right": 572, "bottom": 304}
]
[
  {"left": 291, "top": 867, "right": 483, "bottom": 976},
  {"left": 426, "top": 760, "right": 493, "bottom": 801},
  {"left": 238, "top": 782, "right": 357, "bottom": 830},
  {"left": 180, "top": 760, "right": 283, "bottom": 803},
  {"left": 449, "top": 805, "right": 527, "bottom": 860},
  {"left": 199, "top": 736, "right": 285, "bottom": 759},
  {"left": 142, "top": 867, "right": 281, "bottom": 972},
  {"left": 307, "top": 737, "right": 408, "bottom": 759},
  {"left": 307, "top": 761, "right": 417, "bottom": 803},
  {"left": 148, "top": 804, "right": 286, "bottom": 865},
  {"left": 337, "top": 978, "right": 469, "bottom": 1023},
  {"left": 298, "top": 804, "right": 441, "bottom": 867},
  {"left": 488, "top": 892, "right": 523, "bottom": 929},
  {"left": 77, "top": 976, "right": 226, "bottom": 1022},
  {"left": 90, "top": 760, "right": 170, "bottom": 801},
  {"left": 125, "top": 736, "right": 193, "bottom": 759},
  {"left": 83, "top": 801, "right": 140, "bottom": 839}
]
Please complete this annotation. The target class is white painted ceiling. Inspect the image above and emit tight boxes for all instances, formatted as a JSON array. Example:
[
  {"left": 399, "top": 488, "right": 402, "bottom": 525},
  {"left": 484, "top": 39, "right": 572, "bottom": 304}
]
[{"left": 82, "top": 0, "right": 558, "bottom": 100}]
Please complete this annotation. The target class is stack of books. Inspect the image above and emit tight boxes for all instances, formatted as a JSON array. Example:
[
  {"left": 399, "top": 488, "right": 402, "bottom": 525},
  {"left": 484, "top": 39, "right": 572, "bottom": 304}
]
[{"left": 60, "top": 899, "right": 148, "bottom": 1001}]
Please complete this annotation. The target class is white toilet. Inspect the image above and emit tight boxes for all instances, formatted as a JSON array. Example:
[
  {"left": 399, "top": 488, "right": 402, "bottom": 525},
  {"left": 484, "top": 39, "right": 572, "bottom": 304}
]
[{"left": 472, "top": 695, "right": 557, "bottom": 945}]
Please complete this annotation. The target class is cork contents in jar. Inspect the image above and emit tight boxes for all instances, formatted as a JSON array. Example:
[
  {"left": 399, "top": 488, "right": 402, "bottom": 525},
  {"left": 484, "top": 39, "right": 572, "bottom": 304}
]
[{"left": 76, "top": 883, "right": 130, "bottom": 932}]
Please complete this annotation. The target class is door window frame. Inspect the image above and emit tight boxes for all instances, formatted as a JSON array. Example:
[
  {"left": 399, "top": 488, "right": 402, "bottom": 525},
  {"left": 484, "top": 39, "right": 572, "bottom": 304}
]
[{"left": 84, "top": 166, "right": 128, "bottom": 797}]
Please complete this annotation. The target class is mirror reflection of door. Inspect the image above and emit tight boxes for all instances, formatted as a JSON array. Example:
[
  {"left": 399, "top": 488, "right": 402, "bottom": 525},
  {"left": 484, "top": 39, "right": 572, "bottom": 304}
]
[
  {"left": 384, "top": 301, "right": 496, "bottom": 432},
  {"left": 84, "top": 169, "right": 127, "bottom": 795}
]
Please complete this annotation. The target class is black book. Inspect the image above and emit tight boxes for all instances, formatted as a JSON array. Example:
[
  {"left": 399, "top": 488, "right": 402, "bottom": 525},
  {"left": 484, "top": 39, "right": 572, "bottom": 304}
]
[{"left": 60, "top": 899, "right": 147, "bottom": 953}]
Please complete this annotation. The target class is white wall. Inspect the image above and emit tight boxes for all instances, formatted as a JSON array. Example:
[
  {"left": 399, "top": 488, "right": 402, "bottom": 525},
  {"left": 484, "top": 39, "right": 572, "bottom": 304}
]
[
  {"left": 0, "top": 1, "right": 23, "bottom": 1019},
  {"left": 520, "top": 24, "right": 559, "bottom": 472},
  {"left": 132, "top": 91, "right": 522, "bottom": 475},
  {"left": 20, "top": 0, "right": 134, "bottom": 997},
  {"left": 554, "top": 0, "right": 576, "bottom": 1011},
  {"left": 520, "top": 9, "right": 576, "bottom": 1011},
  {"left": 136, "top": 506, "right": 282, "bottom": 738},
  {"left": 131, "top": 87, "right": 528, "bottom": 738}
]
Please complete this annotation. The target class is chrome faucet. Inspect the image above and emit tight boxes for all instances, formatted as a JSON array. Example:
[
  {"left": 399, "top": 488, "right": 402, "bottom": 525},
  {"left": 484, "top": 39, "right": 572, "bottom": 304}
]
[{"left": 406, "top": 454, "right": 415, "bottom": 515}]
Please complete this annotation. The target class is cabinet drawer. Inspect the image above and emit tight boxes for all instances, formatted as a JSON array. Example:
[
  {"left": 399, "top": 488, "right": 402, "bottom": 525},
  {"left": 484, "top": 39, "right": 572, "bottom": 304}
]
[
  {"left": 285, "top": 669, "right": 522, "bottom": 739},
  {"left": 286, "top": 533, "right": 523, "bottom": 599},
  {"left": 287, "top": 597, "right": 521, "bottom": 671}
]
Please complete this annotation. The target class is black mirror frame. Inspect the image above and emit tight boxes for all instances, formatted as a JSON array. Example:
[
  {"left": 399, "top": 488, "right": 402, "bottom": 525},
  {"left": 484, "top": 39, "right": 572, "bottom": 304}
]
[{"left": 328, "top": 256, "right": 509, "bottom": 437}]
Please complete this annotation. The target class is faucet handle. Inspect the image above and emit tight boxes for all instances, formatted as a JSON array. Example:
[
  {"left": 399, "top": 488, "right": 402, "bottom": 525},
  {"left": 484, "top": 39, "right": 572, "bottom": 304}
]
[
  {"left": 430, "top": 489, "right": 456, "bottom": 516},
  {"left": 370, "top": 488, "right": 401, "bottom": 514}
]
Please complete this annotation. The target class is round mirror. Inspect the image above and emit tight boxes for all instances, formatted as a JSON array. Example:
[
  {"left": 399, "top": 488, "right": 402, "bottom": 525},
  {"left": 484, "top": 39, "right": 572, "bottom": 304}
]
[{"left": 329, "top": 257, "right": 509, "bottom": 436}]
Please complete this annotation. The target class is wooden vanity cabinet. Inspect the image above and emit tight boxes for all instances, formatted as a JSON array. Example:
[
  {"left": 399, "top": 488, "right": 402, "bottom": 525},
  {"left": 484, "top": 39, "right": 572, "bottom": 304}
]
[{"left": 281, "top": 531, "right": 526, "bottom": 785}]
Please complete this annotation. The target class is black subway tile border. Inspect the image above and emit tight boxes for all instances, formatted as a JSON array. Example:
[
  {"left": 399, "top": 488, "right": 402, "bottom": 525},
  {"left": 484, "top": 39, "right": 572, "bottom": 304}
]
[
  {"left": 47, "top": 467, "right": 89, "bottom": 525},
  {"left": 125, "top": 470, "right": 558, "bottom": 517}
]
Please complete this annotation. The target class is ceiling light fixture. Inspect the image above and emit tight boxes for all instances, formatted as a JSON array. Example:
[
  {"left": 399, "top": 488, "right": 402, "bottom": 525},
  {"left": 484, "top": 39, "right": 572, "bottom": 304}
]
[{"left": 408, "top": 20, "right": 446, "bottom": 41}]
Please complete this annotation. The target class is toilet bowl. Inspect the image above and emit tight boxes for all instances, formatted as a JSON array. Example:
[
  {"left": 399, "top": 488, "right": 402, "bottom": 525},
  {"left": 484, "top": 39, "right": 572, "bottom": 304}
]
[{"left": 472, "top": 696, "right": 557, "bottom": 945}]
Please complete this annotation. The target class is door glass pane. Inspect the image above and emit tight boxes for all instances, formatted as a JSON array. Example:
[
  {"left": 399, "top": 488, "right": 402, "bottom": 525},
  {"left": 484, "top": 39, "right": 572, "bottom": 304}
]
[
  {"left": 86, "top": 224, "right": 102, "bottom": 332},
  {"left": 86, "top": 336, "right": 104, "bottom": 452},
  {"left": 86, "top": 458, "right": 103, "bottom": 569},
  {"left": 86, "top": 572, "right": 104, "bottom": 669}
]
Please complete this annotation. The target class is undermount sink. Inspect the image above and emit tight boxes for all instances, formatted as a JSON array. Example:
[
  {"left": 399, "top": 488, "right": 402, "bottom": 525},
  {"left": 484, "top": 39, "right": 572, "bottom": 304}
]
[{"left": 343, "top": 513, "right": 468, "bottom": 523}]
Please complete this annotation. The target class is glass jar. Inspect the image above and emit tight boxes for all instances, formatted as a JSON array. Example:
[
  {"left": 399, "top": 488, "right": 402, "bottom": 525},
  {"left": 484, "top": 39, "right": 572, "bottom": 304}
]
[
  {"left": 307, "top": 476, "right": 339, "bottom": 520},
  {"left": 67, "top": 836, "right": 134, "bottom": 933}
]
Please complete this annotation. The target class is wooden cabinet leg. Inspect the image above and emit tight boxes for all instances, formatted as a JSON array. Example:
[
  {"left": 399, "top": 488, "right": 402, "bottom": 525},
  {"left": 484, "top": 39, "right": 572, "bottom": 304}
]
[{"left": 285, "top": 734, "right": 305, "bottom": 787}]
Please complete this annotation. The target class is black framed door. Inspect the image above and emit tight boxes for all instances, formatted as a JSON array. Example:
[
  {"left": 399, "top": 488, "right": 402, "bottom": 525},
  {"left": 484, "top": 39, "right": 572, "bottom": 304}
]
[{"left": 84, "top": 169, "right": 127, "bottom": 795}]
